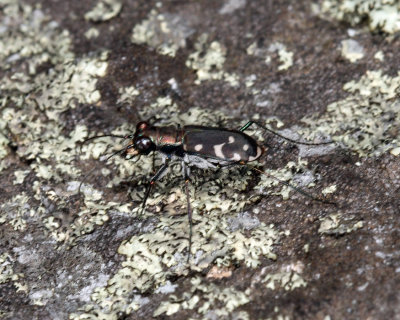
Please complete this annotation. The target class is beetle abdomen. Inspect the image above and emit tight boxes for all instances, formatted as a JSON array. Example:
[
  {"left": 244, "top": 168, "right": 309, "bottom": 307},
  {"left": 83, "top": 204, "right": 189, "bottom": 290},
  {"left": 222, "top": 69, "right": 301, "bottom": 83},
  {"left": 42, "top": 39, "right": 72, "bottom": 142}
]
[{"left": 183, "top": 126, "right": 263, "bottom": 162}]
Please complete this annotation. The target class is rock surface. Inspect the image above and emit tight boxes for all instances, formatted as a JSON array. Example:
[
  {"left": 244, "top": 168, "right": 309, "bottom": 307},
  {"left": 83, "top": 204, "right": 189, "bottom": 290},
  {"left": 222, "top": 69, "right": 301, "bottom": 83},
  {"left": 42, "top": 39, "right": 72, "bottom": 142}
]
[{"left": 1, "top": 0, "right": 400, "bottom": 319}]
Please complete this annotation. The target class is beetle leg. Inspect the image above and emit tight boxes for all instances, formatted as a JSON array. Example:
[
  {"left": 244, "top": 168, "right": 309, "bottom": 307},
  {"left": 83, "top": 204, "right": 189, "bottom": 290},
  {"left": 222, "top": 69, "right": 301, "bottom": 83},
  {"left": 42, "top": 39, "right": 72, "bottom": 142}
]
[
  {"left": 240, "top": 121, "right": 333, "bottom": 145},
  {"left": 250, "top": 166, "right": 337, "bottom": 205},
  {"left": 182, "top": 161, "right": 193, "bottom": 263},
  {"left": 151, "top": 151, "right": 156, "bottom": 173},
  {"left": 239, "top": 120, "right": 253, "bottom": 132},
  {"left": 139, "top": 160, "right": 169, "bottom": 216}
]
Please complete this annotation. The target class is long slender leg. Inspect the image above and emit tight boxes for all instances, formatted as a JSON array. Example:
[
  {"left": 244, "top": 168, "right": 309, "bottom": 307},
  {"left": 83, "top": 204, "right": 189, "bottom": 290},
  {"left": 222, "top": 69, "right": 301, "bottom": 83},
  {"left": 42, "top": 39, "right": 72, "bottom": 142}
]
[
  {"left": 250, "top": 166, "right": 337, "bottom": 205},
  {"left": 151, "top": 151, "right": 156, "bottom": 173},
  {"left": 139, "top": 160, "right": 169, "bottom": 216},
  {"left": 239, "top": 120, "right": 333, "bottom": 145},
  {"left": 127, "top": 156, "right": 143, "bottom": 202},
  {"left": 239, "top": 121, "right": 253, "bottom": 132},
  {"left": 182, "top": 162, "right": 193, "bottom": 263},
  {"left": 240, "top": 122, "right": 336, "bottom": 204},
  {"left": 238, "top": 121, "right": 272, "bottom": 151}
]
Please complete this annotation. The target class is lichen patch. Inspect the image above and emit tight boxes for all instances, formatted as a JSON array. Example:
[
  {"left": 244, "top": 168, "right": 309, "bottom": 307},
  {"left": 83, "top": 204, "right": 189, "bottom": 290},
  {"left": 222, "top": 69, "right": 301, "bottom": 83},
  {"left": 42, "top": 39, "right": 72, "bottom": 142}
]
[
  {"left": 186, "top": 33, "right": 239, "bottom": 85},
  {"left": 84, "top": 0, "right": 122, "bottom": 22},
  {"left": 153, "top": 276, "right": 250, "bottom": 317},
  {"left": 263, "top": 270, "right": 307, "bottom": 291},
  {"left": 318, "top": 213, "right": 364, "bottom": 235},
  {"left": 319, "top": 0, "right": 400, "bottom": 34},
  {"left": 0, "top": 252, "right": 27, "bottom": 293},
  {"left": 301, "top": 70, "right": 400, "bottom": 157},
  {"left": 131, "top": 8, "right": 194, "bottom": 57}
]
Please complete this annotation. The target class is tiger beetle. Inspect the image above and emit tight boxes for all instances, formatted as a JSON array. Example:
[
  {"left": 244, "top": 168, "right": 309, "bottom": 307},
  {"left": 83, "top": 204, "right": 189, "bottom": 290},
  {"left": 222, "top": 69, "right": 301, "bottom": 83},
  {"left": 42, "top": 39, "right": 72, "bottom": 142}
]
[{"left": 79, "top": 120, "right": 334, "bottom": 262}]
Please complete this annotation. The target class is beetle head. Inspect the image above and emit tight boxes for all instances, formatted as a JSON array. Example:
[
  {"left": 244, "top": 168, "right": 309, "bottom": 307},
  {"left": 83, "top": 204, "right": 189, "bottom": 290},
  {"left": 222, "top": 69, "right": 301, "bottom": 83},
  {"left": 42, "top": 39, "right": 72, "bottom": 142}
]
[{"left": 125, "top": 121, "right": 155, "bottom": 156}]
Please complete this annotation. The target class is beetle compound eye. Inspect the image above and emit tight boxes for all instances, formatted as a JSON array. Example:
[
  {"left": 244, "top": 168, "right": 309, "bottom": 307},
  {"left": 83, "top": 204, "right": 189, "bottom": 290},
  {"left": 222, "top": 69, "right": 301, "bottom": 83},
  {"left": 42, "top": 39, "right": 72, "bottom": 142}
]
[{"left": 135, "top": 137, "right": 152, "bottom": 151}]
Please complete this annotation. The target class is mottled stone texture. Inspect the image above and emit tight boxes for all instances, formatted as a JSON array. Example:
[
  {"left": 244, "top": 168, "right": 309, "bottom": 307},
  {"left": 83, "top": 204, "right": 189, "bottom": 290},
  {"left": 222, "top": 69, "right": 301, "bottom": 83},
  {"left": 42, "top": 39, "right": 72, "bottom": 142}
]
[{"left": 1, "top": 0, "right": 400, "bottom": 319}]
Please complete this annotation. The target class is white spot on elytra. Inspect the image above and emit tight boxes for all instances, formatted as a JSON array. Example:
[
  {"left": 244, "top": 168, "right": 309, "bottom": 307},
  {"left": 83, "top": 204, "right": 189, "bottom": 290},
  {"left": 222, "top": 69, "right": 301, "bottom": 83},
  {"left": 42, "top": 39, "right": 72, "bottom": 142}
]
[
  {"left": 243, "top": 144, "right": 249, "bottom": 151},
  {"left": 194, "top": 144, "right": 203, "bottom": 151},
  {"left": 214, "top": 143, "right": 225, "bottom": 159},
  {"left": 230, "top": 153, "right": 241, "bottom": 161},
  {"left": 228, "top": 136, "right": 235, "bottom": 143},
  {"left": 248, "top": 146, "right": 262, "bottom": 161}
]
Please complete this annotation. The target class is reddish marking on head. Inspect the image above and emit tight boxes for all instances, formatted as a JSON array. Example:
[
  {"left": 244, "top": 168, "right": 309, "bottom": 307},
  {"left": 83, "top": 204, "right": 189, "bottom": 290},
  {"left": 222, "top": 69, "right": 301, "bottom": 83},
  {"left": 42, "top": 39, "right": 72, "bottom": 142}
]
[{"left": 136, "top": 121, "right": 148, "bottom": 131}]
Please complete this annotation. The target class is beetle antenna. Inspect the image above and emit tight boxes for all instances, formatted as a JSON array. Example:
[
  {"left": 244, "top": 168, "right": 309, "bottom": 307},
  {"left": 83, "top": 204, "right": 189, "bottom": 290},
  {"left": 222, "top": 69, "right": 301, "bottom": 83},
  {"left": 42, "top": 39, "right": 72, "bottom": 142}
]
[
  {"left": 79, "top": 134, "right": 129, "bottom": 153},
  {"left": 251, "top": 166, "right": 336, "bottom": 205},
  {"left": 78, "top": 144, "right": 133, "bottom": 194},
  {"left": 241, "top": 121, "right": 334, "bottom": 146},
  {"left": 81, "top": 134, "right": 127, "bottom": 143}
]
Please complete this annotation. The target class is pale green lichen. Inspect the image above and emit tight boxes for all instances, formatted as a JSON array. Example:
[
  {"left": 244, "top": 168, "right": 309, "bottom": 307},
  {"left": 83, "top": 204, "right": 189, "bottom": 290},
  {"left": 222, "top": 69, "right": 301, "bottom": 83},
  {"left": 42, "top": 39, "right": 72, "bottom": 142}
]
[
  {"left": 254, "top": 159, "right": 312, "bottom": 200},
  {"left": 2, "top": 17, "right": 107, "bottom": 183},
  {"left": 341, "top": 39, "right": 364, "bottom": 62},
  {"left": 33, "top": 53, "right": 108, "bottom": 120},
  {"left": 0, "top": 3, "right": 73, "bottom": 74},
  {"left": 301, "top": 70, "right": 400, "bottom": 157},
  {"left": 0, "top": 129, "right": 9, "bottom": 162},
  {"left": 268, "top": 43, "right": 294, "bottom": 71},
  {"left": 277, "top": 48, "right": 294, "bottom": 71},
  {"left": 13, "top": 170, "right": 30, "bottom": 184},
  {"left": 247, "top": 41, "right": 294, "bottom": 71},
  {"left": 0, "top": 252, "right": 26, "bottom": 292},
  {"left": 131, "top": 8, "right": 194, "bottom": 57},
  {"left": 39, "top": 184, "right": 126, "bottom": 243},
  {"left": 116, "top": 85, "right": 140, "bottom": 105},
  {"left": 320, "top": 0, "right": 400, "bottom": 34},
  {"left": 84, "top": 28, "right": 100, "bottom": 39},
  {"left": 263, "top": 270, "right": 307, "bottom": 291},
  {"left": 322, "top": 184, "right": 337, "bottom": 195},
  {"left": 0, "top": 1, "right": 115, "bottom": 246},
  {"left": 374, "top": 50, "right": 384, "bottom": 62},
  {"left": 0, "top": 193, "right": 31, "bottom": 231},
  {"left": 246, "top": 42, "right": 258, "bottom": 56},
  {"left": 318, "top": 213, "right": 363, "bottom": 235},
  {"left": 153, "top": 276, "right": 250, "bottom": 317},
  {"left": 246, "top": 42, "right": 295, "bottom": 108},
  {"left": 186, "top": 33, "right": 239, "bottom": 85},
  {"left": 390, "top": 146, "right": 400, "bottom": 156},
  {"left": 84, "top": 0, "right": 122, "bottom": 22}
]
